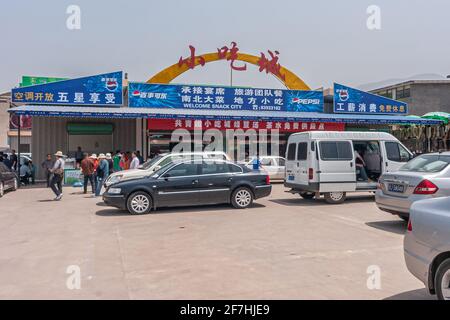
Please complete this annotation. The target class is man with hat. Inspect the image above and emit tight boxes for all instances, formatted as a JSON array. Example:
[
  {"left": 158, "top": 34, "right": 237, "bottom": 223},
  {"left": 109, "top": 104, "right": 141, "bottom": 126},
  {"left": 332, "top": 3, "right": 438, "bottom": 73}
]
[
  {"left": 94, "top": 153, "right": 109, "bottom": 197},
  {"left": 50, "top": 151, "right": 65, "bottom": 200}
]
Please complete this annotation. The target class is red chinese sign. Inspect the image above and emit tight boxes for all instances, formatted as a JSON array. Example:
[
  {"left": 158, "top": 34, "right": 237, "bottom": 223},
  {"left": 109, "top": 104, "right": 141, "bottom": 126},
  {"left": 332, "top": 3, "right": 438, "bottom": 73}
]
[
  {"left": 148, "top": 119, "right": 344, "bottom": 133},
  {"left": 217, "top": 42, "right": 247, "bottom": 71},
  {"left": 177, "top": 42, "right": 285, "bottom": 80}
]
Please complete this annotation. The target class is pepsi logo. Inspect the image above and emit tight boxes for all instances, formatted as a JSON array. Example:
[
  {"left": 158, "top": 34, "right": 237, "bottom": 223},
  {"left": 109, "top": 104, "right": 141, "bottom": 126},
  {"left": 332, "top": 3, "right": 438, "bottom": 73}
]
[
  {"left": 338, "top": 89, "right": 349, "bottom": 102},
  {"left": 106, "top": 79, "right": 118, "bottom": 92},
  {"left": 132, "top": 90, "right": 141, "bottom": 97}
]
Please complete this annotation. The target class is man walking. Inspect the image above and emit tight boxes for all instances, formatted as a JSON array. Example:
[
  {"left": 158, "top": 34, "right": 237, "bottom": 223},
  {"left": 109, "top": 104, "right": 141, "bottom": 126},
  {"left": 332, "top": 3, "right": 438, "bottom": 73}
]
[
  {"left": 81, "top": 153, "right": 95, "bottom": 194},
  {"left": 50, "top": 151, "right": 65, "bottom": 201},
  {"left": 75, "top": 146, "right": 83, "bottom": 168},
  {"left": 94, "top": 153, "right": 109, "bottom": 197},
  {"left": 41, "top": 154, "right": 54, "bottom": 187}
]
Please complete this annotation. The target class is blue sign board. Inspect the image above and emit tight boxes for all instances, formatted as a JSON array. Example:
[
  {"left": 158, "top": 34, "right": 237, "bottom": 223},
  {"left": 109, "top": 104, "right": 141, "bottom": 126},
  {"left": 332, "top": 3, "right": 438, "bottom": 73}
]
[
  {"left": 128, "top": 82, "right": 323, "bottom": 113},
  {"left": 333, "top": 83, "right": 407, "bottom": 115},
  {"left": 12, "top": 71, "right": 123, "bottom": 106}
]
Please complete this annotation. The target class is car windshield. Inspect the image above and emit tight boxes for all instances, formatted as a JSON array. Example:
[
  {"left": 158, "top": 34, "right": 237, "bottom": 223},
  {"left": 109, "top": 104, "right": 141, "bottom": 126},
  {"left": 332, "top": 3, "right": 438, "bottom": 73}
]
[
  {"left": 399, "top": 154, "right": 450, "bottom": 173},
  {"left": 140, "top": 155, "right": 163, "bottom": 170}
]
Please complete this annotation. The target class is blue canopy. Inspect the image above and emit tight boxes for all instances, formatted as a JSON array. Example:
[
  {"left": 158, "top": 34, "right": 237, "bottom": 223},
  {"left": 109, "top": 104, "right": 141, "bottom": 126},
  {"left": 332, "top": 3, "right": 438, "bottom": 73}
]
[{"left": 8, "top": 105, "right": 442, "bottom": 125}]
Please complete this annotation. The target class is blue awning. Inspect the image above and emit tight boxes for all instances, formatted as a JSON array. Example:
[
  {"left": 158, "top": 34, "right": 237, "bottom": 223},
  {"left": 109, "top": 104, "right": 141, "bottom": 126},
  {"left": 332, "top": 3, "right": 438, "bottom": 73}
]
[{"left": 8, "top": 105, "right": 442, "bottom": 125}]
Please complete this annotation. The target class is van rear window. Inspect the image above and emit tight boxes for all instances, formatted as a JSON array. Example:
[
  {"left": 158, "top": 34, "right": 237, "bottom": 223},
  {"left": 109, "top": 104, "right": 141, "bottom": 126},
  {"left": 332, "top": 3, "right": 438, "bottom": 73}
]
[
  {"left": 287, "top": 143, "right": 296, "bottom": 161},
  {"left": 297, "top": 143, "right": 307, "bottom": 160},
  {"left": 319, "top": 141, "right": 353, "bottom": 161}
]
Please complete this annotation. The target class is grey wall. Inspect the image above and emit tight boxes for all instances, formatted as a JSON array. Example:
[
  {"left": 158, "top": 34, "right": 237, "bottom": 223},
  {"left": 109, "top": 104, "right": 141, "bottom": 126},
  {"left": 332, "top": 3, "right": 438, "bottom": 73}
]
[
  {"left": 409, "top": 83, "right": 450, "bottom": 115},
  {"left": 32, "top": 117, "right": 136, "bottom": 179}
]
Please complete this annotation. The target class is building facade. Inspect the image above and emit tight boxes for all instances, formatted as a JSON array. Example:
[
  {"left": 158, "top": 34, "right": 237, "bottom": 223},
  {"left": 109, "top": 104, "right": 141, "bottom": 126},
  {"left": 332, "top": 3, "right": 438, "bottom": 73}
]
[{"left": 370, "top": 80, "right": 450, "bottom": 116}]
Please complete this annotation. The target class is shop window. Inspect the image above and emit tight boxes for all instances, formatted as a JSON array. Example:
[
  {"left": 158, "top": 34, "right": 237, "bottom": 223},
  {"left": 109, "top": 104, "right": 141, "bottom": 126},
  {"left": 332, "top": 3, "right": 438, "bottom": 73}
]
[{"left": 319, "top": 141, "right": 353, "bottom": 161}]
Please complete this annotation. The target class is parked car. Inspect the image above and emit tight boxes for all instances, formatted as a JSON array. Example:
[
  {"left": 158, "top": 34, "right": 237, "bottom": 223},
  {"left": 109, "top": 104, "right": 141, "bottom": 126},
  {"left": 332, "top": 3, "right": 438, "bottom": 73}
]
[
  {"left": 284, "top": 131, "right": 412, "bottom": 203},
  {"left": 0, "top": 162, "right": 18, "bottom": 197},
  {"left": 404, "top": 196, "right": 450, "bottom": 300},
  {"left": 103, "top": 159, "right": 272, "bottom": 214},
  {"left": 104, "top": 151, "right": 230, "bottom": 187},
  {"left": 376, "top": 152, "right": 450, "bottom": 220},
  {"left": 245, "top": 156, "right": 285, "bottom": 181}
]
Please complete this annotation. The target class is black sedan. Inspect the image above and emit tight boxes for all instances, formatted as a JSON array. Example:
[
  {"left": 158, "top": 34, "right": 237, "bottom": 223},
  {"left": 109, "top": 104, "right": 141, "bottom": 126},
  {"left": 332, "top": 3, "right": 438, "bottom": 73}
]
[
  {"left": 0, "top": 162, "right": 18, "bottom": 197},
  {"left": 103, "top": 159, "right": 272, "bottom": 214}
]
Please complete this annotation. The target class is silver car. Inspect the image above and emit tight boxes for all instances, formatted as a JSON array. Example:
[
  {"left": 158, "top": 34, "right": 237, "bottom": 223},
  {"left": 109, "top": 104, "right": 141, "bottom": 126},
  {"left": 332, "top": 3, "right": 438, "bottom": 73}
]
[
  {"left": 376, "top": 152, "right": 450, "bottom": 221},
  {"left": 404, "top": 196, "right": 450, "bottom": 300},
  {"left": 246, "top": 156, "right": 285, "bottom": 181}
]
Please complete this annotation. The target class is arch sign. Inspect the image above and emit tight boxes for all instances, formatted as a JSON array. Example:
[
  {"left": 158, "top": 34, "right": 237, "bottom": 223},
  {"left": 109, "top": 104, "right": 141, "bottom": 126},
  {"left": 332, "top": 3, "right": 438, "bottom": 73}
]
[{"left": 147, "top": 42, "right": 310, "bottom": 90}]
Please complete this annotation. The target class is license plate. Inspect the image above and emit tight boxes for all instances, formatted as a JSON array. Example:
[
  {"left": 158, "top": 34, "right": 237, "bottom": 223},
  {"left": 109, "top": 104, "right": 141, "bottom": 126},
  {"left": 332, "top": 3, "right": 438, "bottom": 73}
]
[
  {"left": 388, "top": 183, "right": 404, "bottom": 193},
  {"left": 288, "top": 175, "right": 295, "bottom": 181}
]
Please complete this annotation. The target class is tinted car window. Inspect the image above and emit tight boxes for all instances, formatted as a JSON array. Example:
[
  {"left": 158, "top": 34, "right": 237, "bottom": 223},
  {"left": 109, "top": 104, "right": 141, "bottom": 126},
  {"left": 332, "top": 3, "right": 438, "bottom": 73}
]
[
  {"left": 319, "top": 141, "right": 353, "bottom": 161},
  {"left": 297, "top": 142, "right": 307, "bottom": 161},
  {"left": 386, "top": 142, "right": 410, "bottom": 162},
  {"left": 277, "top": 158, "right": 286, "bottom": 166},
  {"left": 166, "top": 163, "right": 199, "bottom": 177},
  {"left": 228, "top": 164, "right": 243, "bottom": 173},
  {"left": 201, "top": 162, "right": 231, "bottom": 174},
  {"left": 400, "top": 155, "right": 450, "bottom": 173},
  {"left": 287, "top": 143, "right": 296, "bottom": 161}
]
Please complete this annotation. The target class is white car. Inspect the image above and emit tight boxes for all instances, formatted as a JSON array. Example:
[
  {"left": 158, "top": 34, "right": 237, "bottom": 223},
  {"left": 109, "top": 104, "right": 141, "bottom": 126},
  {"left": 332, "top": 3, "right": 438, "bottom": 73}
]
[
  {"left": 246, "top": 156, "right": 286, "bottom": 181},
  {"left": 104, "top": 151, "right": 231, "bottom": 187}
]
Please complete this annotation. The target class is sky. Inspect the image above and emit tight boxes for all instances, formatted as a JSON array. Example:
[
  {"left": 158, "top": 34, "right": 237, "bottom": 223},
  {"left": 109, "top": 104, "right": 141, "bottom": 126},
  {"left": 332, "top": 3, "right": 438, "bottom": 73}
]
[{"left": 0, "top": 0, "right": 450, "bottom": 93}]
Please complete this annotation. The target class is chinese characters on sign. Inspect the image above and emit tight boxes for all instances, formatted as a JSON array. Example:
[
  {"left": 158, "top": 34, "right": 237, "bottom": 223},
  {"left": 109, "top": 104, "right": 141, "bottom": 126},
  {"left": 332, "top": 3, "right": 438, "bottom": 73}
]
[
  {"left": 177, "top": 43, "right": 285, "bottom": 80},
  {"left": 148, "top": 119, "right": 344, "bottom": 132},
  {"left": 12, "top": 72, "right": 123, "bottom": 106},
  {"left": 129, "top": 83, "right": 323, "bottom": 113},
  {"left": 333, "top": 83, "right": 408, "bottom": 115}
]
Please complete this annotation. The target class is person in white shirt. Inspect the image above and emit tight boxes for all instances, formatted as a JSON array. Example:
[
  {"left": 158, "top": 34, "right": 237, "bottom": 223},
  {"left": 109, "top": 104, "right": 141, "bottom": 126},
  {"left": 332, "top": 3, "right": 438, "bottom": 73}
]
[
  {"left": 50, "top": 151, "right": 65, "bottom": 200},
  {"left": 129, "top": 152, "right": 140, "bottom": 170}
]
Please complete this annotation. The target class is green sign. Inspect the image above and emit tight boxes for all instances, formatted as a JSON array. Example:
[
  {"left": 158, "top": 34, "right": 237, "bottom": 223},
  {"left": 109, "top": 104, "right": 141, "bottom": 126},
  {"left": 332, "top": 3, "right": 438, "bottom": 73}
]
[
  {"left": 20, "top": 76, "right": 68, "bottom": 87},
  {"left": 64, "top": 169, "right": 82, "bottom": 185}
]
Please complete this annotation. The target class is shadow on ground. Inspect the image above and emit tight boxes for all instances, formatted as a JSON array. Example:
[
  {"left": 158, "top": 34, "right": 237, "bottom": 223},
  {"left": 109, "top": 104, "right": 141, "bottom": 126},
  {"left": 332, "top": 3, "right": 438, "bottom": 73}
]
[
  {"left": 270, "top": 194, "right": 375, "bottom": 207},
  {"left": 384, "top": 288, "right": 435, "bottom": 300},
  {"left": 96, "top": 202, "right": 265, "bottom": 217},
  {"left": 365, "top": 220, "right": 407, "bottom": 235}
]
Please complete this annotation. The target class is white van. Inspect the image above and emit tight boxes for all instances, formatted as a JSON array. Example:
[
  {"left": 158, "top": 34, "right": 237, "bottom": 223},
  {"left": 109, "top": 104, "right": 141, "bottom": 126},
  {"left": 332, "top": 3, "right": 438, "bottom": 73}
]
[{"left": 284, "top": 131, "right": 413, "bottom": 203}]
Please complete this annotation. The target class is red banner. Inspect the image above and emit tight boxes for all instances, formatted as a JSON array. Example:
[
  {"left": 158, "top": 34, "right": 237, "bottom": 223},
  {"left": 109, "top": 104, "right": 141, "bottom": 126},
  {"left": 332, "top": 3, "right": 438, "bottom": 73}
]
[{"left": 148, "top": 119, "right": 344, "bottom": 132}]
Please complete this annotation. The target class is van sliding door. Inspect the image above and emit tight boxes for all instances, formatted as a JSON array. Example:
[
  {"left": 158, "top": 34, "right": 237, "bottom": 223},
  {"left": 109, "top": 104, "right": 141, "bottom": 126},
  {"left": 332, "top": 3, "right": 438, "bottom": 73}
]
[{"left": 317, "top": 140, "right": 356, "bottom": 192}]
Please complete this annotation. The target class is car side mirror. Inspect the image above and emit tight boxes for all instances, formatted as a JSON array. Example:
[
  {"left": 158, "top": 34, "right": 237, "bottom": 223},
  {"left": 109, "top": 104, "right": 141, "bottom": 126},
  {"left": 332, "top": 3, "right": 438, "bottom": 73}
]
[
  {"left": 162, "top": 173, "right": 170, "bottom": 179},
  {"left": 153, "top": 165, "right": 161, "bottom": 172}
]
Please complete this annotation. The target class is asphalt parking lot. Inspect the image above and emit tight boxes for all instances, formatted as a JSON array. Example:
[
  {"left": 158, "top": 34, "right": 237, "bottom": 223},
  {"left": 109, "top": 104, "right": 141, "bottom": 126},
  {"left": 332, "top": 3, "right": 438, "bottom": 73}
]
[{"left": 0, "top": 183, "right": 435, "bottom": 300}]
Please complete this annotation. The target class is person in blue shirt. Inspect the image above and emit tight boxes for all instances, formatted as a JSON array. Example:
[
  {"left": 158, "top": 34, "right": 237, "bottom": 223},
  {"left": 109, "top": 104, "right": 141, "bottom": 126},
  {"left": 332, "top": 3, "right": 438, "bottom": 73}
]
[
  {"left": 94, "top": 153, "right": 109, "bottom": 197},
  {"left": 252, "top": 154, "right": 261, "bottom": 170}
]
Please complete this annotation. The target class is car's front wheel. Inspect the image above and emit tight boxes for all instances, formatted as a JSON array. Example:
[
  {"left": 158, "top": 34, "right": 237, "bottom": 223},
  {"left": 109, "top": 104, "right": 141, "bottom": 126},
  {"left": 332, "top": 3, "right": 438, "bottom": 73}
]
[
  {"left": 126, "top": 191, "right": 153, "bottom": 215},
  {"left": 435, "top": 258, "right": 450, "bottom": 300},
  {"left": 324, "top": 192, "right": 346, "bottom": 204},
  {"left": 231, "top": 187, "right": 253, "bottom": 209}
]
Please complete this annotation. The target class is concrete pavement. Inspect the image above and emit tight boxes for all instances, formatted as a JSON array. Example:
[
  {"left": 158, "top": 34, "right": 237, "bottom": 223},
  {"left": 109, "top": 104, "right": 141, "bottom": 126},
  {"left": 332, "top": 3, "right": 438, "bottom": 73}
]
[{"left": 0, "top": 184, "right": 434, "bottom": 299}]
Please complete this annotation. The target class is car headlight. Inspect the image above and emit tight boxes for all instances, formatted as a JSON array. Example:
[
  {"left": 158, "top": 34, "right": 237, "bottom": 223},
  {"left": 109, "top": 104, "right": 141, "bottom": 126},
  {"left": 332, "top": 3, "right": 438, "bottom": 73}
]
[
  {"left": 108, "top": 187, "right": 122, "bottom": 195},
  {"left": 105, "top": 174, "right": 123, "bottom": 186}
]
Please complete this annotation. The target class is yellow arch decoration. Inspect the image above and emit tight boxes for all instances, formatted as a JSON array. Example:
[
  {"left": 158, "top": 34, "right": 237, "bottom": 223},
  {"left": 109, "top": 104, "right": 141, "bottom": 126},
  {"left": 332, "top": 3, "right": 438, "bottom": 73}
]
[{"left": 146, "top": 52, "right": 310, "bottom": 90}]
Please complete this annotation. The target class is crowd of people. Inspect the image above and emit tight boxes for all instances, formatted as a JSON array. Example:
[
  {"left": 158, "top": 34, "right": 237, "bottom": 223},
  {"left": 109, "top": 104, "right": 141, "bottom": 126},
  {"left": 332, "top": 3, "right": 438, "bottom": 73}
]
[{"left": 40, "top": 148, "right": 145, "bottom": 201}]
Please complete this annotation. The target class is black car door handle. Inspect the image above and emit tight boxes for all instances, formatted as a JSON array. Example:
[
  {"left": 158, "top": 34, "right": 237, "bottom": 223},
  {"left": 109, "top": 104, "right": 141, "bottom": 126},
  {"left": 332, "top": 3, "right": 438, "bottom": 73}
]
[{"left": 192, "top": 179, "right": 199, "bottom": 184}]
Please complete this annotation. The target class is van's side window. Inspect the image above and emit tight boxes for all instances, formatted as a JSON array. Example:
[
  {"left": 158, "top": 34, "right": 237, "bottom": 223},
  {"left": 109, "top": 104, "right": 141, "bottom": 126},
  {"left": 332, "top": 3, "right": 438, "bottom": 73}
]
[
  {"left": 287, "top": 143, "right": 296, "bottom": 161},
  {"left": 319, "top": 141, "right": 353, "bottom": 161},
  {"left": 385, "top": 142, "right": 411, "bottom": 162},
  {"left": 297, "top": 142, "right": 307, "bottom": 160}
]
